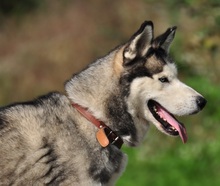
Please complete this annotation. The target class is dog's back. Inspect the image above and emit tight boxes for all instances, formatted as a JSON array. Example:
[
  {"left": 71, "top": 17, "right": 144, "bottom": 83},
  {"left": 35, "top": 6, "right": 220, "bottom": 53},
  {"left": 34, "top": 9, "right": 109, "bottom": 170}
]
[
  {"left": 0, "top": 92, "right": 124, "bottom": 185},
  {"left": 0, "top": 93, "right": 98, "bottom": 185},
  {"left": 0, "top": 93, "right": 72, "bottom": 185}
]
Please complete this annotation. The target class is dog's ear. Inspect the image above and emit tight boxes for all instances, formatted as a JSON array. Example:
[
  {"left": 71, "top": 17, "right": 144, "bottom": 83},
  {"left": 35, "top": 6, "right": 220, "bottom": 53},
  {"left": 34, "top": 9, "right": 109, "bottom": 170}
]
[
  {"left": 153, "top": 26, "right": 177, "bottom": 53},
  {"left": 123, "top": 21, "right": 154, "bottom": 66}
]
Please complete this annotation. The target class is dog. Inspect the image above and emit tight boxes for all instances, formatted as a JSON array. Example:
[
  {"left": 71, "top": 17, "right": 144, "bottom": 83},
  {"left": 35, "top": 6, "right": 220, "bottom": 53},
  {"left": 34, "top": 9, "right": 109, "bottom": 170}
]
[{"left": 0, "top": 21, "right": 206, "bottom": 185}]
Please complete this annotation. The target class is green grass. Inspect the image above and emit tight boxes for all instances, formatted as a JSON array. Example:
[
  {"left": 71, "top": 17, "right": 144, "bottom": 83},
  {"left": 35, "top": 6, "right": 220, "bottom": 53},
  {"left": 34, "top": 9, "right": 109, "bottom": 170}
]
[{"left": 117, "top": 131, "right": 220, "bottom": 185}]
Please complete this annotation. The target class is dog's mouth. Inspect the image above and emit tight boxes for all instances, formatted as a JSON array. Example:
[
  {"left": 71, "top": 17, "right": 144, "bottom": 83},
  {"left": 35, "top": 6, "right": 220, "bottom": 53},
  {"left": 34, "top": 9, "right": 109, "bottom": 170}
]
[{"left": 148, "top": 100, "right": 187, "bottom": 143}]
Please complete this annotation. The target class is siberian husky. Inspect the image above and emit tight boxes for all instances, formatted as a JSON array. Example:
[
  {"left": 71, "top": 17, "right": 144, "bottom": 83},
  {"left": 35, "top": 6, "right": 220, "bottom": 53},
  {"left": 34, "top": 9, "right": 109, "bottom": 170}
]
[{"left": 0, "top": 21, "right": 206, "bottom": 185}]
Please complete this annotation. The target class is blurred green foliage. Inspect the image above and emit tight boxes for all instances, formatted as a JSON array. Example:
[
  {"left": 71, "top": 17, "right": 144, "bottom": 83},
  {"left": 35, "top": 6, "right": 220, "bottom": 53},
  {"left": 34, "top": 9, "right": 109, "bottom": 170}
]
[{"left": 0, "top": 0, "right": 219, "bottom": 185}]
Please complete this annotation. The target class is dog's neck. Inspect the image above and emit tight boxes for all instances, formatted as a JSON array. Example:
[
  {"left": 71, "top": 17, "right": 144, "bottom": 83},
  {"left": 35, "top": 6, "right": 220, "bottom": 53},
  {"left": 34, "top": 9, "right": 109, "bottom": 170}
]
[
  {"left": 65, "top": 49, "right": 143, "bottom": 147},
  {"left": 65, "top": 50, "right": 119, "bottom": 122},
  {"left": 72, "top": 103, "right": 123, "bottom": 149}
]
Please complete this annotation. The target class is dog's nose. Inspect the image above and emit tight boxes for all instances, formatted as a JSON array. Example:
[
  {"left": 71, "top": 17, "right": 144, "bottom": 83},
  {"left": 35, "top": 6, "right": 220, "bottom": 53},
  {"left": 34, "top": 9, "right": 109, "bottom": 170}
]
[{"left": 196, "top": 96, "right": 207, "bottom": 110}]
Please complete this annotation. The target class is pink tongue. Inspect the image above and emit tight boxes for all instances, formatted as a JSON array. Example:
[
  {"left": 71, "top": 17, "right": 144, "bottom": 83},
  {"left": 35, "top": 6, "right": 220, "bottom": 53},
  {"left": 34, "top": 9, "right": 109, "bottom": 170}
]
[{"left": 157, "top": 107, "right": 188, "bottom": 143}]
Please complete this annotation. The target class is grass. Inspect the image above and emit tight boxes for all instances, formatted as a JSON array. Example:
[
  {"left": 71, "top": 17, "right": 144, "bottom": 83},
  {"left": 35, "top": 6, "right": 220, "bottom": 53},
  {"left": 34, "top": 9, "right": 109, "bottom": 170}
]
[
  {"left": 117, "top": 143, "right": 220, "bottom": 186},
  {"left": 117, "top": 137, "right": 220, "bottom": 185},
  {"left": 0, "top": 0, "right": 219, "bottom": 185}
]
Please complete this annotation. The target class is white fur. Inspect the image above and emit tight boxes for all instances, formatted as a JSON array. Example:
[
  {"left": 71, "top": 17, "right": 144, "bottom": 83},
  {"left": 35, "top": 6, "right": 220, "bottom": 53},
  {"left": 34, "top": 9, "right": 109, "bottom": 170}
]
[{"left": 127, "top": 63, "right": 203, "bottom": 136}]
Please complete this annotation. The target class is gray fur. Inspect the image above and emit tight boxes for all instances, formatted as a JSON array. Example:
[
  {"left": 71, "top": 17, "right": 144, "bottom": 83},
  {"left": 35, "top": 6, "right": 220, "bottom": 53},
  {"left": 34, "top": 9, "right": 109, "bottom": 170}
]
[{"left": 0, "top": 21, "right": 206, "bottom": 185}]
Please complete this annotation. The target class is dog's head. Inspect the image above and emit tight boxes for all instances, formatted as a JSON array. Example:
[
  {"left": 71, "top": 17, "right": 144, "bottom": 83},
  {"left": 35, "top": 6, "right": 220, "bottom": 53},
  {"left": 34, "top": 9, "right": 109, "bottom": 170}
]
[{"left": 118, "top": 21, "right": 206, "bottom": 144}]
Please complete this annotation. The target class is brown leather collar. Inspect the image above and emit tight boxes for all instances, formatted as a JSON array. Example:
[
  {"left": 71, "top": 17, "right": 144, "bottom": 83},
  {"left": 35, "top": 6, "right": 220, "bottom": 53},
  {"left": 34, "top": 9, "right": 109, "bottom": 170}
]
[{"left": 72, "top": 103, "right": 123, "bottom": 149}]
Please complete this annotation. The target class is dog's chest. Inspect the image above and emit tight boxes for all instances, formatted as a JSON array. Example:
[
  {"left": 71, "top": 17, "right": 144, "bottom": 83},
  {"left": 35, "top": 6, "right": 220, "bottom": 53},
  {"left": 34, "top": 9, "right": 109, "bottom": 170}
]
[{"left": 87, "top": 147, "right": 127, "bottom": 185}]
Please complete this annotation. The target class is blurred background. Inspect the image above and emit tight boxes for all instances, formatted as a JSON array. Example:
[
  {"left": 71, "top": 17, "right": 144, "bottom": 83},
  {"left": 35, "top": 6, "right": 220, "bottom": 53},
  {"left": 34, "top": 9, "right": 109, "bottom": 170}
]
[{"left": 0, "top": 0, "right": 219, "bottom": 185}]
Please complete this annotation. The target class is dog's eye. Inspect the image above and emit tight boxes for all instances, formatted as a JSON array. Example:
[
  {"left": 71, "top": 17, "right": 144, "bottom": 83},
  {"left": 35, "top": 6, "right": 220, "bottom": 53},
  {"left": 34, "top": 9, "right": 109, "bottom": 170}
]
[{"left": 159, "top": 77, "right": 169, "bottom": 83}]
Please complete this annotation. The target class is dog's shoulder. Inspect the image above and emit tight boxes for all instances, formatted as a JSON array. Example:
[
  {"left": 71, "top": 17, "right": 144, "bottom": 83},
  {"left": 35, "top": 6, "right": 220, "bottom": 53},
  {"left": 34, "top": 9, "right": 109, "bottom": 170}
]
[
  {"left": 0, "top": 92, "right": 70, "bottom": 131},
  {"left": 0, "top": 91, "right": 68, "bottom": 112},
  {"left": 1, "top": 91, "right": 66, "bottom": 107}
]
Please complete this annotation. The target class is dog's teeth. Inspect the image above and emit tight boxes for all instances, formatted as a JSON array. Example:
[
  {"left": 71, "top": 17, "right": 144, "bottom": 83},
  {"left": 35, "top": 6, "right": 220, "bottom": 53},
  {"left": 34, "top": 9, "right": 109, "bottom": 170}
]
[{"left": 170, "top": 126, "right": 176, "bottom": 131}]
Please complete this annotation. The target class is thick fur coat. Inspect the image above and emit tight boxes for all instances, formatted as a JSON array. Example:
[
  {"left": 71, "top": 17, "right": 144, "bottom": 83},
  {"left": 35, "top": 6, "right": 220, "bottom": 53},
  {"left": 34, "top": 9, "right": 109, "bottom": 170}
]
[{"left": 0, "top": 21, "right": 206, "bottom": 185}]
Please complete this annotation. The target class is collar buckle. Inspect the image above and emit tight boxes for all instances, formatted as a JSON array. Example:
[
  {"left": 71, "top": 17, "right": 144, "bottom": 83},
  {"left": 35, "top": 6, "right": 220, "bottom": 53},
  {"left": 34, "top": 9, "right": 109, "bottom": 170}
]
[{"left": 72, "top": 103, "right": 123, "bottom": 149}]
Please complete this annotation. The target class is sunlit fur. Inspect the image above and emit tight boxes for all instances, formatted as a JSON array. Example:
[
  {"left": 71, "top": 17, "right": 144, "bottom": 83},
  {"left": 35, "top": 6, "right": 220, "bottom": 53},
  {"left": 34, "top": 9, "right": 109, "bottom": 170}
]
[
  {"left": 127, "top": 63, "right": 203, "bottom": 136},
  {"left": 0, "top": 21, "right": 206, "bottom": 185}
]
